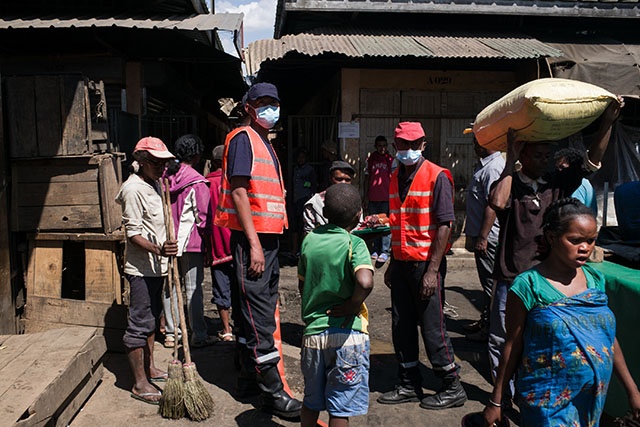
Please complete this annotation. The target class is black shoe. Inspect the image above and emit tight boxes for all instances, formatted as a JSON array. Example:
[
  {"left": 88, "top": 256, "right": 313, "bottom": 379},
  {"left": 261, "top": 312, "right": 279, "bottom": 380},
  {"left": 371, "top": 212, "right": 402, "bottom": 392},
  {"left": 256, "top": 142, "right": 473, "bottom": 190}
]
[
  {"left": 462, "top": 320, "right": 483, "bottom": 333},
  {"left": 419, "top": 378, "right": 467, "bottom": 410},
  {"left": 377, "top": 385, "right": 422, "bottom": 405},
  {"left": 257, "top": 367, "right": 302, "bottom": 419}
]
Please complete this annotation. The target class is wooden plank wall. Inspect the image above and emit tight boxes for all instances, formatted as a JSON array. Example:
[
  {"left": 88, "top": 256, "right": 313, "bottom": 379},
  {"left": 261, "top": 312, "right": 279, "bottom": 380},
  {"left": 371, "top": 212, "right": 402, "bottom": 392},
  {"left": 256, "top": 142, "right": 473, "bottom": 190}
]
[
  {"left": 11, "top": 157, "right": 103, "bottom": 232},
  {"left": 11, "top": 154, "right": 123, "bottom": 233},
  {"left": 5, "top": 75, "right": 90, "bottom": 158}
]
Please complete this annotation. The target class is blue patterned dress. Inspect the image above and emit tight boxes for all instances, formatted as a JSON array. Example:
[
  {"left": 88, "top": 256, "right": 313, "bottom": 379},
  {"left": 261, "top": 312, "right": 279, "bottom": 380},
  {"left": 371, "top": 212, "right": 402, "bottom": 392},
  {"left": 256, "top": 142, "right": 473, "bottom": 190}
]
[{"left": 514, "top": 269, "right": 616, "bottom": 427}]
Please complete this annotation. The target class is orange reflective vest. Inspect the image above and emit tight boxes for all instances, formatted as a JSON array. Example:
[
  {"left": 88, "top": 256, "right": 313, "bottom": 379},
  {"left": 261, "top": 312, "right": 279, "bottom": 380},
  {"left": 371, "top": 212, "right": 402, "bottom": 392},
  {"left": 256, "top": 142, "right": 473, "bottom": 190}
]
[
  {"left": 214, "top": 126, "right": 288, "bottom": 234},
  {"left": 389, "top": 160, "right": 453, "bottom": 261}
]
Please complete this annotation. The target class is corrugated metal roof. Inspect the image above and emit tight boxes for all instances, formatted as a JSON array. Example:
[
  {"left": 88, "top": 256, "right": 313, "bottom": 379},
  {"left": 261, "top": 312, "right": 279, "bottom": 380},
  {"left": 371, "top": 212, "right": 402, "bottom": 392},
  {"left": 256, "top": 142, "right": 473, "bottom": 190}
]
[
  {"left": 0, "top": 13, "right": 243, "bottom": 32},
  {"left": 245, "top": 28, "right": 564, "bottom": 74}
]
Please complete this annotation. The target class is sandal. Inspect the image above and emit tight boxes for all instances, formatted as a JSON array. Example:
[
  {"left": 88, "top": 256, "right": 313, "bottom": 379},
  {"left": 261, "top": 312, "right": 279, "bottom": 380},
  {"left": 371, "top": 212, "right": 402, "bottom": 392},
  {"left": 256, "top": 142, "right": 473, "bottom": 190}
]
[
  {"left": 217, "top": 331, "right": 235, "bottom": 342},
  {"left": 163, "top": 335, "right": 176, "bottom": 348},
  {"left": 149, "top": 372, "right": 168, "bottom": 383},
  {"left": 130, "top": 391, "right": 161, "bottom": 405}
]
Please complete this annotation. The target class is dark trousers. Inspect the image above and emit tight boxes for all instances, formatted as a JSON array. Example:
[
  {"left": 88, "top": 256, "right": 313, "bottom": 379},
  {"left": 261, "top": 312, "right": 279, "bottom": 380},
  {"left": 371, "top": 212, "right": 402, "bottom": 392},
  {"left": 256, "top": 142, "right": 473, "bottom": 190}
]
[
  {"left": 123, "top": 274, "right": 164, "bottom": 349},
  {"left": 231, "top": 230, "right": 281, "bottom": 374},
  {"left": 472, "top": 237, "right": 497, "bottom": 327},
  {"left": 389, "top": 257, "right": 460, "bottom": 388}
]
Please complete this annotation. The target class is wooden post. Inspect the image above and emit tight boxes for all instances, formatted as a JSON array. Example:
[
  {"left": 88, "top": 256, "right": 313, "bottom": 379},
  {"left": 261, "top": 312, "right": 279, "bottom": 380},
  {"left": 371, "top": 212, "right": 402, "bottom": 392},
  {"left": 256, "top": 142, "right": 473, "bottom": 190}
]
[
  {"left": 0, "top": 76, "right": 16, "bottom": 334},
  {"left": 125, "top": 62, "right": 143, "bottom": 137}
]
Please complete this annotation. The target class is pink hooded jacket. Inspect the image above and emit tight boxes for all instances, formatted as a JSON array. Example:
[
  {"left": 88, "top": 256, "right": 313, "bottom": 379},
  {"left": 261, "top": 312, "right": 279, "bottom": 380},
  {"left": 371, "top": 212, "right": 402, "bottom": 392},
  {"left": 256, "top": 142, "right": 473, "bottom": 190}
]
[
  {"left": 165, "top": 163, "right": 210, "bottom": 255},
  {"left": 205, "top": 169, "right": 232, "bottom": 265}
]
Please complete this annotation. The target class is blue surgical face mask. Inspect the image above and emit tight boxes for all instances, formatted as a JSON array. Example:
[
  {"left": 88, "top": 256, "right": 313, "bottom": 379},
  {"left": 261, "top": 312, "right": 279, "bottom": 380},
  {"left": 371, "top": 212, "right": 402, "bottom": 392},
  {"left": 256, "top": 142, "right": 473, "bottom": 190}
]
[
  {"left": 254, "top": 105, "right": 280, "bottom": 129},
  {"left": 396, "top": 149, "right": 423, "bottom": 165}
]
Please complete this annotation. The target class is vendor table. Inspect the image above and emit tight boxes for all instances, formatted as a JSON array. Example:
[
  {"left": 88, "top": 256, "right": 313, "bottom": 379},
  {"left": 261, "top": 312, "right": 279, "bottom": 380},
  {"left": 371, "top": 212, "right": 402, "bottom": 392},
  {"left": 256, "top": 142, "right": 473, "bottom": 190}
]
[{"left": 590, "top": 261, "right": 640, "bottom": 417}]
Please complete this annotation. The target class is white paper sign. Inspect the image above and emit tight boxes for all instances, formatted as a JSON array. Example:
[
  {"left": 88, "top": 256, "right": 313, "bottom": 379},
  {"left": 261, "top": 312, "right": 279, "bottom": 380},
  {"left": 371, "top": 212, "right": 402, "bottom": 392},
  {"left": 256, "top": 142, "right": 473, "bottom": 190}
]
[{"left": 338, "top": 122, "right": 360, "bottom": 139}]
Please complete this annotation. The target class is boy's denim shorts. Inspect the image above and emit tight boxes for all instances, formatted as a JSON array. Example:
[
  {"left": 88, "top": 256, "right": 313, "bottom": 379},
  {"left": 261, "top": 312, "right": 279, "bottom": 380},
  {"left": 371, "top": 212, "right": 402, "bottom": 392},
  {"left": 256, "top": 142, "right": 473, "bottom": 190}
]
[{"left": 300, "top": 328, "right": 370, "bottom": 417}]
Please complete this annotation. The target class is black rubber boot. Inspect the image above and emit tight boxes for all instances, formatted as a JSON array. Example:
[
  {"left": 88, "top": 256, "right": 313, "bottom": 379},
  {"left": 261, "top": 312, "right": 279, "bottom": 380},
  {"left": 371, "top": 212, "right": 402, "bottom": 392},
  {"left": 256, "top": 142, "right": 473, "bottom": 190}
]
[
  {"left": 377, "top": 384, "right": 423, "bottom": 404},
  {"left": 419, "top": 377, "right": 467, "bottom": 410},
  {"left": 234, "top": 346, "right": 260, "bottom": 398},
  {"left": 257, "top": 366, "right": 302, "bottom": 419}
]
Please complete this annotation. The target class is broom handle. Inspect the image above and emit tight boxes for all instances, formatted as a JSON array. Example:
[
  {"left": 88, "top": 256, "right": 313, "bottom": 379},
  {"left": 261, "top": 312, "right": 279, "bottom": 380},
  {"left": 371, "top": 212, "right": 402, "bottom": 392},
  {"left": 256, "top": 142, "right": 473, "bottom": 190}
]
[
  {"left": 161, "top": 181, "right": 180, "bottom": 361},
  {"left": 163, "top": 179, "right": 193, "bottom": 365}
]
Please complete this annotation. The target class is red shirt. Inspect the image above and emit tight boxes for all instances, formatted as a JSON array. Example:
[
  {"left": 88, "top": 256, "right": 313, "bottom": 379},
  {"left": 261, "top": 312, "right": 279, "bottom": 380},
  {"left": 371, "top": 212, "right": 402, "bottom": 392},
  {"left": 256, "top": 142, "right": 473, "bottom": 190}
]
[{"left": 367, "top": 151, "right": 393, "bottom": 202}]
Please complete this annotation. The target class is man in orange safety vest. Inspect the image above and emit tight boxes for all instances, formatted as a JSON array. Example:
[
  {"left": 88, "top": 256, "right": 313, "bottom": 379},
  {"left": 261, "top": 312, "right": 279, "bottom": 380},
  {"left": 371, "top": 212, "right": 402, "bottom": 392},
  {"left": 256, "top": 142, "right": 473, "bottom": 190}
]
[
  {"left": 215, "top": 82, "right": 302, "bottom": 420},
  {"left": 377, "top": 122, "right": 467, "bottom": 411}
]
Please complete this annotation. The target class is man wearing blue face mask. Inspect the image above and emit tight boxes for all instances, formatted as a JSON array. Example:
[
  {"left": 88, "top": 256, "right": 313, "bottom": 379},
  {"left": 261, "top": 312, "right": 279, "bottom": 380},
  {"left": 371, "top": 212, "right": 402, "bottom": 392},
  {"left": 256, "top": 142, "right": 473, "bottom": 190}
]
[
  {"left": 377, "top": 122, "right": 467, "bottom": 410},
  {"left": 215, "top": 82, "right": 302, "bottom": 419}
]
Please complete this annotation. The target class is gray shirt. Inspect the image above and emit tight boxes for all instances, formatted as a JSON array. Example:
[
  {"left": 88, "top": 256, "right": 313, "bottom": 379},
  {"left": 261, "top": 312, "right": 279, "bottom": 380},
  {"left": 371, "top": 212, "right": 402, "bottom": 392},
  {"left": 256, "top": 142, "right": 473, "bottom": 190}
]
[
  {"left": 116, "top": 173, "right": 169, "bottom": 277},
  {"left": 464, "top": 151, "right": 505, "bottom": 241}
]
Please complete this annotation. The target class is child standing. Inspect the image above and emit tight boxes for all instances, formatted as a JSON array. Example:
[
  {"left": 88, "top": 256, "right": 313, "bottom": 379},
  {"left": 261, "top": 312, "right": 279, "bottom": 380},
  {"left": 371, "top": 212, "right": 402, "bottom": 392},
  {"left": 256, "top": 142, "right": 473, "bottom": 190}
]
[
  {"left": 484, "top": 198, "right": 640, "bottom": 426},
  {"left": 364, "top": 135, "right": 393, "bottom": 265},
  {"left": 298, "top": 183, "right": 375, "bottom": 427}
]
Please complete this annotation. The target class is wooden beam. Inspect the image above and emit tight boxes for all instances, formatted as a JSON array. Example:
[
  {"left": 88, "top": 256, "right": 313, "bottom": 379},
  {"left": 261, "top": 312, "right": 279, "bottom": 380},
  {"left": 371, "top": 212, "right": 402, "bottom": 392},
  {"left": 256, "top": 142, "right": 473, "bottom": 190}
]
[
  {"left": 125, "top": 61, "right": 143, "bottom": 116},
  {"left": 32, "top": 232, "right": 124, "bottom": 241},
  {"left": 0, "top": 73, "right": 15, "bottom": 334},
  {"left": 26, "top": 296, "right": 128, "bottom": 329}
]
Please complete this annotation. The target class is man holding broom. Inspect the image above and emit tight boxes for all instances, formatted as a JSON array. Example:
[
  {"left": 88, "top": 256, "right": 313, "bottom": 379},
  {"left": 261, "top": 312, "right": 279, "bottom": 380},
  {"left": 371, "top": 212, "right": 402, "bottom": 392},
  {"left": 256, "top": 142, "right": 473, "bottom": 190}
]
[
  {"left": 116, "top": 137, "right": 178, "bottom": 405},
  {"left": 215, "top": 82, "right": 303, "bottom": 419}
]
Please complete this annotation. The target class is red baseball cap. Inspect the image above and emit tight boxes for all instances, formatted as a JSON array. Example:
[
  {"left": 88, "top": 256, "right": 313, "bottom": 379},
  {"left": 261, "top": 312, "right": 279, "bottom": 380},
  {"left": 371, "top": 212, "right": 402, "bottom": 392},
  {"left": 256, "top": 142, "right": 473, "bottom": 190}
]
[
  {"left": 394, "top": 122, "right": 425, "bottom": 142},
  {"left": 134, "top": 137, "right": 174, "bottom": 159}
]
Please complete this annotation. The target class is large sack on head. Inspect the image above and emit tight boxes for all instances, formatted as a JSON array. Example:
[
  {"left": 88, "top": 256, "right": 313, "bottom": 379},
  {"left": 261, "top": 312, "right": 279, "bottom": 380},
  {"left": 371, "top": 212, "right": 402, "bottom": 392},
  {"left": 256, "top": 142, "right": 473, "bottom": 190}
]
[{"left": 473, "top": 78, "right": 616, "bottom": 151}]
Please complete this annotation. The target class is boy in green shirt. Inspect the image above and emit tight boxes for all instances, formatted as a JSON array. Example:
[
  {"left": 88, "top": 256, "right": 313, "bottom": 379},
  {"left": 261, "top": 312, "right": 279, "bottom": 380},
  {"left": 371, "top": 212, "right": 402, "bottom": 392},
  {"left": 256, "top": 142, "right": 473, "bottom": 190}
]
[{"left": 298, "top": 183, "right": 375, "bottom": 427}]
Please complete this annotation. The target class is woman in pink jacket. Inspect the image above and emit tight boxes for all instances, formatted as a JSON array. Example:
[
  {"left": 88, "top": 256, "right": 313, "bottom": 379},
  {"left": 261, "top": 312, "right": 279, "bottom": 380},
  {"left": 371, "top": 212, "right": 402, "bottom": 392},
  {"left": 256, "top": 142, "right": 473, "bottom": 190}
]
[{"left": 162, "top": 134, "right": 215, "bottom": 349}]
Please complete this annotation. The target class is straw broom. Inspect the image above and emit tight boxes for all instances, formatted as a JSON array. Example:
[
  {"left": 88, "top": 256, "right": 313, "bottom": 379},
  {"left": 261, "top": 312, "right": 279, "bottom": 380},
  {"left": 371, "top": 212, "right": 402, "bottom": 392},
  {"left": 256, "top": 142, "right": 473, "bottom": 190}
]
[
  {"left": 159, "top": 180, "right": 185, "bottom": 420},
  {"left": 164, "top": 180, "right": 215, "bottom": 421}
]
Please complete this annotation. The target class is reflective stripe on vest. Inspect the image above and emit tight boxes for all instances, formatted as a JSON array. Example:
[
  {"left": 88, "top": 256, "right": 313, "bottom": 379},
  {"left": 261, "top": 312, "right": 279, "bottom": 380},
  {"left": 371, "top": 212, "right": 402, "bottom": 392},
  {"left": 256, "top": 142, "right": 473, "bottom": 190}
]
[
  {"left": 388, "top": 160, "right": 453, "bottom": 261},
  {"left": 214, "top": 126, "right": 288, "bottom": 233}
]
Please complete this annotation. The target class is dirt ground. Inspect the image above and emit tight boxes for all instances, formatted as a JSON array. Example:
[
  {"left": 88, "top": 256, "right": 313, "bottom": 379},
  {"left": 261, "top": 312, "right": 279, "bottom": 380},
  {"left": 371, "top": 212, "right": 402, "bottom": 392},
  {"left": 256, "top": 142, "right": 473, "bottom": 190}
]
[{"left": 71, "top": 251, "right": 518, "bottom": 427}]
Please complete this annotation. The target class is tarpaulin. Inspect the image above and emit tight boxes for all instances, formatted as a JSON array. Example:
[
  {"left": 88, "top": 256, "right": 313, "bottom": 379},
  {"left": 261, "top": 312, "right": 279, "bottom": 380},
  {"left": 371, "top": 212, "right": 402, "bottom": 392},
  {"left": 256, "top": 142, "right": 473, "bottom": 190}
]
[{"left": 546, "top": 37, "right": 640, "bottom": 97}]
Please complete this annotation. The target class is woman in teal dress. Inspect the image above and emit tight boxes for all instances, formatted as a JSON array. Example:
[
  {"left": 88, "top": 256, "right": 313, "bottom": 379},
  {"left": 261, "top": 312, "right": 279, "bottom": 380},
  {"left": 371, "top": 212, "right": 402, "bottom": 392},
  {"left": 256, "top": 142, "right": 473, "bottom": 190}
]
[{"left": 484, "top": 198, "right": 640, "bottom": 427}]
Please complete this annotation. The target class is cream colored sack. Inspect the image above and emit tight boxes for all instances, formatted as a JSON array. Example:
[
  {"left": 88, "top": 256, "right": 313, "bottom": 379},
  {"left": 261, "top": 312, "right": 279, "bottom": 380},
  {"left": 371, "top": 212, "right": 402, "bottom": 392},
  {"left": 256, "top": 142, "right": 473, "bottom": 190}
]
[{"left": 473, "top": 78, "right": 615, "bottom": 151}]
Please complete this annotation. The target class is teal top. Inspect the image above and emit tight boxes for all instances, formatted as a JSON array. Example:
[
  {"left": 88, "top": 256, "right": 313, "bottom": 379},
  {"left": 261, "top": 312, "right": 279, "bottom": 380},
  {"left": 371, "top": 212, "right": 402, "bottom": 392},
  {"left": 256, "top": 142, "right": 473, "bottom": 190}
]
[
  {"left": 510, "top": 264, "right": 606, "bottom": 311},
  {"left": 298, "top": 224, "right": 374, "bottom": 335}
]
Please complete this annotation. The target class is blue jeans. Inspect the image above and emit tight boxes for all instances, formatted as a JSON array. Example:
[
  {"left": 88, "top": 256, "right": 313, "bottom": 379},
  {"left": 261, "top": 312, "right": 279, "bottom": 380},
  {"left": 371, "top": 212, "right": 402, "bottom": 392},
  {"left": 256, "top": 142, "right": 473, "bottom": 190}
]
[
  {"left": 301, "top": 328, "right": 370, "bottom": 417},
  {"left": 368, "top": 201, "right": 391, "bottom": 255},
  {"left": 162, "top": 252, "right": 208, "bottom": 343}
]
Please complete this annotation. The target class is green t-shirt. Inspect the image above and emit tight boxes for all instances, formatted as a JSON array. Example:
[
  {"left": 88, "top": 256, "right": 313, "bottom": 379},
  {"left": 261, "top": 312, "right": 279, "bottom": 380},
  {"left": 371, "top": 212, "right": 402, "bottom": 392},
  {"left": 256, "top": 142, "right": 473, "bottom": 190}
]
[
  {"left": 510, "top": 264, "right": 606, "bottom": 311},
  {"left": 298, "top": 224, "right": 374, "bottom": 336}
]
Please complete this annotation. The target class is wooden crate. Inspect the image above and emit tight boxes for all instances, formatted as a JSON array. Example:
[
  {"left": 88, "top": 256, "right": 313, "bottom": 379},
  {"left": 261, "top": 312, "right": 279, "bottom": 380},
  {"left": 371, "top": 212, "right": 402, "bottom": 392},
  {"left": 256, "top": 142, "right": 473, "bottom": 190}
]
[
  {"left": 11, "top": 153, "right": 124, "bottom": 233},
  {"left": 0, "top": 327, "right": 106, "bottom": 427},
  {"left": 5, "top": 75, "right": 111, "bottom": 158},
  {"left": 24, "top": 233, "right": 128, "bottom": 334}
]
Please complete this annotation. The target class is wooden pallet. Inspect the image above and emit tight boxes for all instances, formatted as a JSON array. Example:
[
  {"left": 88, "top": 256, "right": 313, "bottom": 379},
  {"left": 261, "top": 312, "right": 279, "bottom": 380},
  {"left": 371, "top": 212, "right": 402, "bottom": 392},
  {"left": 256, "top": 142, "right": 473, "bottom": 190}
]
[{"left": 0, "top": 327, "right": 106, "bottom": 427}]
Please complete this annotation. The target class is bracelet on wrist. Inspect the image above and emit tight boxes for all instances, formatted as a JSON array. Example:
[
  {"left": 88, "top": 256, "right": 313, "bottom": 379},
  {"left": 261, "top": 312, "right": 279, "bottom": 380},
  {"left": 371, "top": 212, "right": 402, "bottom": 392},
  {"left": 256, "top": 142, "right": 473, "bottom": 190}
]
[{"left": 488, "top": 398, "right": 502, "bottom": 408}]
